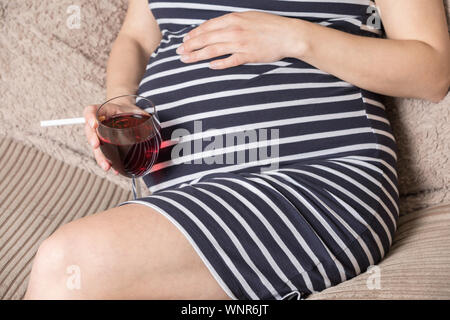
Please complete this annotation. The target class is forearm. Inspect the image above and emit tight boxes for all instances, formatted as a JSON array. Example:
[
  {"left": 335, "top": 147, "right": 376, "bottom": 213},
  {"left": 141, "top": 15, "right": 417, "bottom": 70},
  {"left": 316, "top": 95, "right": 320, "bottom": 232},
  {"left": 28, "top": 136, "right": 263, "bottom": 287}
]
[
  {"left": 289, "top": 19, "right": 450, "bottom": 102},
  {"left": 106, "top": 33, "right": 152, "bottom": 100}
]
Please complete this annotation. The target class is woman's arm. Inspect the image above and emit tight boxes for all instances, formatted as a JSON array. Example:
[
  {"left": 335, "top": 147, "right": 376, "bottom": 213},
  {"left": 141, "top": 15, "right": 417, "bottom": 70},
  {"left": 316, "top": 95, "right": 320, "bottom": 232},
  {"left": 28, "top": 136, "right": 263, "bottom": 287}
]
[
  {"left": 179, "top": 0, "right": 450, "bottom": 103},
  {"left": 106, "top": 0, "right": 161, "bottom": 100},
  {"left": 84, "top": 0, "right": 161, "bottom": 173},
  {"left": 292, "top": 0, "right": 450, "bottom": 103}
]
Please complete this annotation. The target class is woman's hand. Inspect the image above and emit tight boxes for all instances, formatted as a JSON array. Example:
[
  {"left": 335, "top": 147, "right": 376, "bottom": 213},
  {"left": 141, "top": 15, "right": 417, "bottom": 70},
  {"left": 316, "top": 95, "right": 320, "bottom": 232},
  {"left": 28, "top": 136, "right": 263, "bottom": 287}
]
[
  {"left": 176, "top": 11, "right": 304, "bottom": 69},
  {"left": 83, "top": 105, "right": 119, "bottom": 175}
]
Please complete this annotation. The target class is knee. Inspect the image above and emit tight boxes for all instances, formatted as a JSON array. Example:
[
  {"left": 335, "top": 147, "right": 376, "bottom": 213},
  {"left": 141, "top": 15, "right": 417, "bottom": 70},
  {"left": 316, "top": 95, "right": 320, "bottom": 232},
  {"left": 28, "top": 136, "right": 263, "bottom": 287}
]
[
  {"left": 32, "top": 230, "right": 69, "bottom": 277},
  {"left": 26, "top": 221, "right": 109, "bottom": 298},
  {"left": 32, "top": 223, "right": 84, "bottom": 277}
]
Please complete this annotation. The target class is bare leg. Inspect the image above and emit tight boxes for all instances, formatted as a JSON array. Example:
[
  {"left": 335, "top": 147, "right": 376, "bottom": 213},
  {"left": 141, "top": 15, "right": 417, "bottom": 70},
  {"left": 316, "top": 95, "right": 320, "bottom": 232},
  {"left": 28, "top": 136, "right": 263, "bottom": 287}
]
[{"left": 24, "top": 204, "right": 231, "bottom": 299}]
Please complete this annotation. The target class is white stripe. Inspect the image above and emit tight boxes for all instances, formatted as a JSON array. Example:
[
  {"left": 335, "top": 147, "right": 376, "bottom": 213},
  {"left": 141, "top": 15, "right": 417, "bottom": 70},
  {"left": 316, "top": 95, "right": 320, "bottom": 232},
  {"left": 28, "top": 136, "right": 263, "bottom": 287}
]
[
  {"left": 157, "top": 18, "right": 205, "bottom": 26},
  {"left": 277, "top": 0, "right": 370, "bottom": 4},
  {"left": 342, "top": 155, "right": 397, "bottom": 178},
  {"left": 329, "top": 157, "right": 382, "bottom": 175},
  {"left": 146, "top": 82, "right": 353, "bottom": 112},
  {"left": 140, "top": 62, "right": 211, "bottom": 84},
  {"left": 265, "top": 67, "right": 328, "bottom": 75},
  {"left": 363, "top": 97, "right": 386, "bottom": 109},
  {"left": 147, "top": 143, "right": 383, "bottom": 193},
  {"left": 278, "top": 167, "right": 394, "bottom": 246},
  {"left": 160, "top": 32, "right": 186, "bottom": 44},
  {"left": 309, "top": 164, "right": 397, "bottom": 229},
  {"left": 246, "top": 61, "right": 292, "bottom": 67},
  {"left": 367, "top": 113, "right": 390, "bottom": 125},
  {"left": 118, "top": 199, "right": 237, "bottom": 299},
  {"left": 328, "top": 157, "right": 398, "bottom": 196},
  {"left": 152, "top": 43, "right": 181, "bottom": 57},
  {"left": 143, "top": 74, "right": 257, "bottom": 98},
  {"left": 139, "top": 61, "right": 290, "bottom": 86},
  {"left": 373, "top": 128, "right": 396, "bottom": 142},
  {"left": 146, "top": 55, "right": 181, "bottom": 70},
  {"left": 374, "top": 144, "right": 397, "bottom": 161},
  {"left": 161, "top": 25, "right": 193, "bottom": 35},
  {"left": 153, "top": 127, "right": 373, "bottom": 172},
  {"left": 197, "top": 180, "right": 318, "bottom": 291},
  {"left": 151, "top": 2, "right": 359, "bottom": 20},
  {"left": 327, "top": 160, "right": 399, "bottom": 213},
  {"left": 165, "top": 189, "right": 283, "bottom": 298},
  {"left": 321, "top": 17, "right": 382, "bottom": 35},
  {"left": 263, "top": 171, "right": 375, "bottom": 266},
  {"left": 161, "top": 93, "right": 363, "bottom": 130},
  {"left": 148, "top": 194, "right": 259, "bottom": 298},
  {"left": 247, "top": 175, "right": 352, "bottom": 280}
]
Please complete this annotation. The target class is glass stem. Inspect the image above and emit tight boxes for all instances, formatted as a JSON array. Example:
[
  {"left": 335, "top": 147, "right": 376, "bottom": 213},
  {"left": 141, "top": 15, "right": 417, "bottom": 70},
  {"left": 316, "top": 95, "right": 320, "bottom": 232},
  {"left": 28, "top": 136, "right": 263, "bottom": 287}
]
[{"left": 131, "top": 175, "right": 140, "bottom": 200}]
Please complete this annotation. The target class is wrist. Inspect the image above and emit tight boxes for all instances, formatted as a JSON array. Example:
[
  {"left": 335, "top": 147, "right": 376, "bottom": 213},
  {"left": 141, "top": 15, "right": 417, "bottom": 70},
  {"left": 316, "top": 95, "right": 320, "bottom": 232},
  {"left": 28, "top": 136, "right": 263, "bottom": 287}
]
[
  {"left": 283, "top": 18, "right": 313, "bottom": 60},
  {"left": 106, "top": 87, "right": 138, "bottom": 104}
]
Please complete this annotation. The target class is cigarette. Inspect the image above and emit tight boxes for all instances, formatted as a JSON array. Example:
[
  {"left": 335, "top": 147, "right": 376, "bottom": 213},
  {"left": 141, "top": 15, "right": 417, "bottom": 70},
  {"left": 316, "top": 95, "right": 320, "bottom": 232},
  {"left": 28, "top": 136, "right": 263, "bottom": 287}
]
[{"left": 40, "top": 117, "right": 86, "bottom": 127}]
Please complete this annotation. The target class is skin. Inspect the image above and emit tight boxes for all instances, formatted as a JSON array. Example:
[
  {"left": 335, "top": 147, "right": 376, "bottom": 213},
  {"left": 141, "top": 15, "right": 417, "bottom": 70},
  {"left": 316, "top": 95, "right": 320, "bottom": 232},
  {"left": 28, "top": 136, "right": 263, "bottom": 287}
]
[{"left": 26, "top": 0, "right": 450, "bottom": 299}]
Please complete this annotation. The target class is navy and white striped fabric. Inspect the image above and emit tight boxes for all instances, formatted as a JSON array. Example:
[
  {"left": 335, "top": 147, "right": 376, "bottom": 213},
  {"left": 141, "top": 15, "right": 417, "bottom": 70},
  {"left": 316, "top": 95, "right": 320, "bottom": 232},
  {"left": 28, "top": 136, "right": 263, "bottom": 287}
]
[{"left": 119, "top": 0, "right": 399, "bottom": 300}]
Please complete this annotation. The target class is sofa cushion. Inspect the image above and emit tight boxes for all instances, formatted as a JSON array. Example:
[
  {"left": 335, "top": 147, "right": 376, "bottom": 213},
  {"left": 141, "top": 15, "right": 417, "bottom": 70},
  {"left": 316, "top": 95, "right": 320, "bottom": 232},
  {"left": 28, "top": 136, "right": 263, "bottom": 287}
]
[{"left": 0, "top": 136, "right": 132, "bottom": 299}]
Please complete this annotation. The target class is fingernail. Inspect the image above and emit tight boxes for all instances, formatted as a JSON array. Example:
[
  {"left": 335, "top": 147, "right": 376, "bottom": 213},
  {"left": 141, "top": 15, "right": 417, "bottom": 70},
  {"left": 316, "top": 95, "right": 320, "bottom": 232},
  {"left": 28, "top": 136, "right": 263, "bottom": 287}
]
[
  {"left": 209, "top": 61, "right": 219, "bottom": 69},
  {"left": 176, "top": 45, "right": 184, "bottom": 54},
  {"left": 183, "top": 34, "right": 190, "bottom": 42},
  {"left": 180, "top": 55, "right": 190, "bottom": 62},
  {"left": 89, "top": 118, "right": 96, "bottom": 128},
  {"left": 90, "top": 137, "right": 97, "bottom": 147},
  {"left": 101, "top": 162, "right": 108, "bottom": 170}
]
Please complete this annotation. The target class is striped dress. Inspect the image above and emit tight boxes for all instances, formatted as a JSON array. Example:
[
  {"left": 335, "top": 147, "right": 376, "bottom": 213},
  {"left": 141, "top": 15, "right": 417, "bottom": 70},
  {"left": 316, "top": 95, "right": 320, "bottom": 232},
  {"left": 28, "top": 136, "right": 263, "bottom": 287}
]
[{"left": 118, "top": 0, "right": 399, "bottom": 300}]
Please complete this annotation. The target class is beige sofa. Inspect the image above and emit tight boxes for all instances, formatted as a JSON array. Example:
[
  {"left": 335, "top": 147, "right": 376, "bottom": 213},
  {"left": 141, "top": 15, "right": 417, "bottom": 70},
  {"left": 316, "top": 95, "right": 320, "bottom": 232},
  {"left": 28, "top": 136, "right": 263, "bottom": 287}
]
[{"left": 0, "top": 1, "right": 449, "bottom": 299}]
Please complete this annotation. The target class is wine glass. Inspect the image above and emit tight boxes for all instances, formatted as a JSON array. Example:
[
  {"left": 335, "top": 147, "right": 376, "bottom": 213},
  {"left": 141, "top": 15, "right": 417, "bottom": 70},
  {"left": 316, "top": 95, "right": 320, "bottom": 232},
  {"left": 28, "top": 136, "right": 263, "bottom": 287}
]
[{"left": 95, "top": 94, "right": 161, "bottom": 199}]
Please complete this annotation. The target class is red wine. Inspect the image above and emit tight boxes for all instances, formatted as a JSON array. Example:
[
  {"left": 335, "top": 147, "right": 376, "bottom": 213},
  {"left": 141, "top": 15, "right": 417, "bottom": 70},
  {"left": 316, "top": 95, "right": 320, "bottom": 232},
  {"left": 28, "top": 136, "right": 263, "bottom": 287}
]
[{"left": 98, "top": 113, "right": 161, "bottom": 178}]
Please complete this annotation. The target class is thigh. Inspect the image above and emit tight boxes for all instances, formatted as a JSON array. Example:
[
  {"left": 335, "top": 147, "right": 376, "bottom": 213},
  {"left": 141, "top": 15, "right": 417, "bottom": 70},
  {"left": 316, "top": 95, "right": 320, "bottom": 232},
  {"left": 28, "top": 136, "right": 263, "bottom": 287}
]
[{"left": 47, "top": 203, "right": 230, "bottom": 299}]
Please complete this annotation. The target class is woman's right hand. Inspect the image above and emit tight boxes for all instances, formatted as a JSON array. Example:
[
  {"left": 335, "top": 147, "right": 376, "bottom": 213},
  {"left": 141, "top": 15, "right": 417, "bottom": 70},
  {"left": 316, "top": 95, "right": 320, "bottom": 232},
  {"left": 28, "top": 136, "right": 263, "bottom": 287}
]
[{"left": 83, "top": 105, "right": 119, "bottom": 175}]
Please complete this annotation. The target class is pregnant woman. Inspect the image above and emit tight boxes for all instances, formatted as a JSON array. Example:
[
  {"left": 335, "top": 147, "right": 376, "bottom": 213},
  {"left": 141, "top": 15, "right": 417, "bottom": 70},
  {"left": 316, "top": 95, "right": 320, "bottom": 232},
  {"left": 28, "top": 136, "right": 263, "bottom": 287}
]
[{"left": 26, "top": 0, "right": 449, "bottom": 299}]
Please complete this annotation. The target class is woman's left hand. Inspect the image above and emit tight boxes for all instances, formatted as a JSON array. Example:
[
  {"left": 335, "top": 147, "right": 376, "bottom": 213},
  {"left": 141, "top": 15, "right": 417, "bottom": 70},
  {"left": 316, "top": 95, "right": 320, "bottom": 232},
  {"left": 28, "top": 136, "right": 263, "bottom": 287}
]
[{"left": 176, "top": 11, "right": 304, "bottom": 69}]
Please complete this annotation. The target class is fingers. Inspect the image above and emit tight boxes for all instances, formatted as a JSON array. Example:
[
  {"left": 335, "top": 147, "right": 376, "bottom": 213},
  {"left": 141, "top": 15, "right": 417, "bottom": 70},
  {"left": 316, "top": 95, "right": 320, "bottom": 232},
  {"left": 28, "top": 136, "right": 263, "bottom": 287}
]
[
  {"left": 83, "top": 104, "right": 118, "bottom": 175},
  {"left": 209, "top": 53, "right": 246, "bottom": 70},
  {"left": 84, "top": 105, "right": 100, "bottom": 146},
  {"left": 177, "top": 14, "right": 247, "bottom": 67},
  {"left": 179, "top": 42, "right": 238, "bottom": 64},
  {"left": 93, "top": 144, "right": 118, "bottom": 175},
  {"left": 94, "top": 147, "right": 109, "bottom": 170},
  {"left": 185, "top": 13, "right": 240, "bottom": 40},
  {"left": 83, "top": 104, "right": 99, "bottom": 129},
  {"left": 178, "top": 28, "right": 241, "bottom": 54}
]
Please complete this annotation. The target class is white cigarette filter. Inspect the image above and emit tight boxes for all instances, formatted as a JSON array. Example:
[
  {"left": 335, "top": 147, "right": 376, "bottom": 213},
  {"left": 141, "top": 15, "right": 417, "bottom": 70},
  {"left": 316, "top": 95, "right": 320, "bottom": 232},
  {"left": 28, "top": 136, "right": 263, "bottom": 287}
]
[{"left": 40, "top": 117, "right": 86, "bottom": 127}]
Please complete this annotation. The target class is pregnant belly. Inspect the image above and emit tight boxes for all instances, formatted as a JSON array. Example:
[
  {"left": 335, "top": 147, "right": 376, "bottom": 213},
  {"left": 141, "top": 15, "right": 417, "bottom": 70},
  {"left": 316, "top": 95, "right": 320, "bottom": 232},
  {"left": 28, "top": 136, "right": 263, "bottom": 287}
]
[
  {"left": 136, "top": 27, "right": 375, "bottom": 191},
  {"left": 137, "top": 26, "right": 364, "bottom": 128}
]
